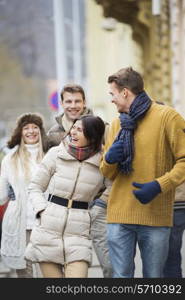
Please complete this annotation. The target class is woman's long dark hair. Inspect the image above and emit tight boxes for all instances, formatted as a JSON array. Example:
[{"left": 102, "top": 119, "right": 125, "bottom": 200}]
[{"left": 74, "top": 115, "right": 105, "bottom": 152}]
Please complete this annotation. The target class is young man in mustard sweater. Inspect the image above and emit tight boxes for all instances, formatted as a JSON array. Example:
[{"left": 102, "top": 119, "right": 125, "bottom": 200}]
[{"left": 100, "top": 67, "right": 185, "bottom": 278}]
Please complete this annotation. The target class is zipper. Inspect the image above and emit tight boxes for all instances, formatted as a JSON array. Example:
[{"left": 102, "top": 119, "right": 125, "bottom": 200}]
[
  {"left": 62, "top": 162, "right": 82, "bottom": 275},
  {"left": 68, "top": 163, "right": 82, "bottom": 200}
]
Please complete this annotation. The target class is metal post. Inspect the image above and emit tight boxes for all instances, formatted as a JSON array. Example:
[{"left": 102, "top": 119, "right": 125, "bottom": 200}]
[
  {"left": 53, "top": 0, "right": 68, "bottom": 111},
  {"left": 72, "top": 0, "right": 82, "bottom": 83},
  {"left": 152, "top": 0, "right": 161, "bottom": 15}
]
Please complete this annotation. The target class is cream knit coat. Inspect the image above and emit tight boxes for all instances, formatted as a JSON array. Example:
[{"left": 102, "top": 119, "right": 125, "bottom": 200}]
[{"left": 0, "top": 144, "right": 41, "bottom": 269}]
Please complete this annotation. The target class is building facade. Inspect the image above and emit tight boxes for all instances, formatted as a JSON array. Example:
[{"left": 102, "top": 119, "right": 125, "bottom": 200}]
[{"left": 93, "top": 0, "right": 185, "bottom": 118}]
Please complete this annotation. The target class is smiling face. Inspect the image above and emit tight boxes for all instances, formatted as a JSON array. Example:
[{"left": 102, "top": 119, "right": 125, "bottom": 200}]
[
  {"left": 22, "top": 123, "right": 40, "bottom": 144},
  {"left": 109, "top": 82, "right": 131, "bottom": 113},
  {"left": 61, "top": 92, "right": 86, "bottom": 121},
  {"left": 69, "top": 120, "right": 89, "bottom": 147}
]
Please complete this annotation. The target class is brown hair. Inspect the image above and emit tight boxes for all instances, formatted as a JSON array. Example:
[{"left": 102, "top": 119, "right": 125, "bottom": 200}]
[
  {"left": 60, "top": 84, "right": 86, "bottom": 102},
  {"left": 108, "top": 67, "right": 144, "bottom": 95}
]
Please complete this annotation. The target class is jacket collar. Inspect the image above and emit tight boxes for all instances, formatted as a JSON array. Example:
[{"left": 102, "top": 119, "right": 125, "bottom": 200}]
[{"left": 55, "top": 107, "right": 94, "bottom": 132}]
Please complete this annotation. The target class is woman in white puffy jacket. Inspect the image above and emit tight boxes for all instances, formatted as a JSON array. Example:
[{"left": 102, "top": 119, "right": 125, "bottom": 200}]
[{"left": 25, "top": 115, "right": 108, "bottom": 278}]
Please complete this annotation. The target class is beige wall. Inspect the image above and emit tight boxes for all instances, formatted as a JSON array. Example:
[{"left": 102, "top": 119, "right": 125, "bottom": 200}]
[
  {"left": 170, "top": 0, "right": 185, "bottom": 118},
  {"left": 85, "top": 0, "right": 143, "bottom": 123}
]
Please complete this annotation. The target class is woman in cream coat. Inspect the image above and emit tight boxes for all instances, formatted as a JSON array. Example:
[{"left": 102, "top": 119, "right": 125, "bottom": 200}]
[
  {"left": 25, "top": 115, "right": 108, "bottom": 278},
  {"left": 0, "top": 113, "right": 48, "bottom": 277}
]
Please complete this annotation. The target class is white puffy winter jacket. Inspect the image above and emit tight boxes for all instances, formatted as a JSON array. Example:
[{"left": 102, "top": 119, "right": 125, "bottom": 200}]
[{"left": 25, "top": 141, "right": 106, "bottom": 265}]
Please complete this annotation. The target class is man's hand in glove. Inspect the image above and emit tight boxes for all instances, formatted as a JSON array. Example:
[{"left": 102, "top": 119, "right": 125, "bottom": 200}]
[
  {"left": 132, "top": 181, "right": 161, "bottom": 204},
  {"left": 105, "top": 140, "right": 124, "bottom": 164}
]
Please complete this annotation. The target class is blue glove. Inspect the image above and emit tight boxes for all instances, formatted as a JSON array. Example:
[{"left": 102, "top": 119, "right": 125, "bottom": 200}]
[
  {"left": 132, "top": 181, "right": 161, "bottom": 204},
  {"left": 105, "top": 140, "right": 124, "bottom": 164}
]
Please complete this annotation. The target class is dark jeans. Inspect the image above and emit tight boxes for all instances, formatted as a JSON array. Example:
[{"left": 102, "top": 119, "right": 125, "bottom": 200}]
[{"left": 163, "top": 209, "right": 185, "bottom": 278}]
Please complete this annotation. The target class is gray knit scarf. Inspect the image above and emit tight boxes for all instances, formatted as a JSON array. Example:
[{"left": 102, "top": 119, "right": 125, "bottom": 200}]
[{"left": 117, "top": 91, "right": 152, "bottom": 174}]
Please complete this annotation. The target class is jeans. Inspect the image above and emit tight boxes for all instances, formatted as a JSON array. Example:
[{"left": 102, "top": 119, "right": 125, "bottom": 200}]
[
  {"left": 108, "top": 224, "right": 171, "bottom": 278},
  {"left": 89, "top": 205, "right": 112, "bottom": 278},
  {"left": 163, "top": 209, "right": 185, "bottom": 277}
]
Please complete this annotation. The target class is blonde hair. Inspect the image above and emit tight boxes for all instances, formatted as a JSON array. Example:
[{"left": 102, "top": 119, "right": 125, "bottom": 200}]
[{"left": 11, "top": 129, "right": 44, "bottom": 182}]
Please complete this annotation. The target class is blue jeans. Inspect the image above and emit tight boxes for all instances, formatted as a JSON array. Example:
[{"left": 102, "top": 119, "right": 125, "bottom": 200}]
[
  {"left": 163, "top": 209, "right": 185, "bottom": 277},
  {"left": 108, "top": 224, "right": 171, "bottom": 278}
]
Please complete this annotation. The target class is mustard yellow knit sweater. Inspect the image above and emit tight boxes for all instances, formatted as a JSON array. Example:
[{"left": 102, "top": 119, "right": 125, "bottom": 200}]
[{"left": 100, "top": 103, "right": 185, "bottom": 226}]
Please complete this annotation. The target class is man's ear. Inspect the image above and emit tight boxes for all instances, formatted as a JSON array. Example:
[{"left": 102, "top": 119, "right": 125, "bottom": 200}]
[
  {"left": 123, "top": 88, "right": 129, "bottom": 97},
  {"left": 83, "top": 100, "right": 86, "bottom": 109}
]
